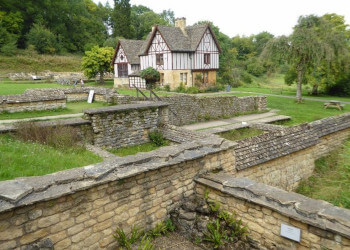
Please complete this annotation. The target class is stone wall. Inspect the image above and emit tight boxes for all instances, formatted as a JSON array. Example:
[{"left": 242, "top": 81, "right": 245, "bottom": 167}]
[
  {"left": 0, "top": 90, "right": 66, "bottom": 113},
  {"left": 231, "top": 113, "right": 350, "bottom": 191},
  {"left": 8, "top": 71, "right": 114, "bottom": 81},
  {"left": 161, "top": 95, "right": 267, "bottom": 126},
  {"left": 83, "top": 102, "right": 170, "bottom": 149},
  {"left": 0, "top": 136, "right": 235, "bottom": 249},
  {"left": 195, "top": 174, "right": 350, "bottom": 249},
  {"left": 235, "top": 128, "right": 350, "bottom": 191}
]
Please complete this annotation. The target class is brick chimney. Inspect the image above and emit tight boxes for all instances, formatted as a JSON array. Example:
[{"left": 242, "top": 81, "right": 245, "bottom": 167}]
[{"left": 175, "top": 17, "right": 186, "bottom": 31}]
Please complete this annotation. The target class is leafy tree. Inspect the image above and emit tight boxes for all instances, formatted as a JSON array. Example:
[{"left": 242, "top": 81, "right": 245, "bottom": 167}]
[
  {"left": 261, "top": 15, "right": 345, "bottom": 102},
  {"left": 111, "top": 0, "right": 132, "bottom": 38},
  {"left": 140, "top": 67, "right": 160, "bottom": 90},
  {"left": 27, "top": 24, "right": 59, "bottom": 54},
  {"left": 131, "top": 5, "right": 169, "bottom": 39},
  {"left": 82, "top": 46, "right": 114, "bottom": 84}
]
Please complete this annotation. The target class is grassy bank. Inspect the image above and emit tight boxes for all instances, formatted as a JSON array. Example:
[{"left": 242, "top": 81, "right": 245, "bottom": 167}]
[
  {"left": 0, "top": 134, "right": 102, "bottom": 181},
  {"left": 296, "top": 139, "right": 350, "bottom": 209},
  {"left": 108, "top": 142, "right": 167, "bottom": 157},
  {"left": 0, "top": 52, "right": 82, "bottom": 74}
]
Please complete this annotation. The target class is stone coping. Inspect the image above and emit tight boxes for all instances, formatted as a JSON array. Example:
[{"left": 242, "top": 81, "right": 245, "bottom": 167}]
[
  {"left": 0, "top": 136, "right": 236, "bottom": 213},
  {"left": 196, "top": 173, "right": 350, "bottom": 239},
  {"left": 83, "top": 101, "right": 169, "bottom": 115}
]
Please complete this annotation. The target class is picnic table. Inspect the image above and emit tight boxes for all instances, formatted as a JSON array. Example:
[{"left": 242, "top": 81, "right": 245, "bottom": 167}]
[{"left": 324, "top": 100, "right": 344, "bottom": 110}]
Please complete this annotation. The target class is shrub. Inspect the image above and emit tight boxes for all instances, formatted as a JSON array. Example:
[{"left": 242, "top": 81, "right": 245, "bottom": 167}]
[
  {"left": 164, "top": 85, "right": 171, "bottom": 92},
  {"left": 241, "top": 71, "right": 252, "bottom": 84},
  {"left": 148, "top": 130, "right": 165, "bottom": 146},
  {"left": 140, "top": 67, "right": 160, "bottom": 90},
  {"left": 15, "top": 122, "right": 81, "bottom": 150},
  {"left": 27, "top": 23, "right": 59, "bottom": 54},
  {"left": 186, "top": 86, "right": 200, "bottom": 94},
  {"left": 175, "top": 82, "right": 186, "bottom": 93}
]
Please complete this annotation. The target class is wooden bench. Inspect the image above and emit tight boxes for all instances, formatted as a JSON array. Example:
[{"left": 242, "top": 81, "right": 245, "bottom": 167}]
[{"left": 324, "top": 100, "right": 344, "bottom": 110}]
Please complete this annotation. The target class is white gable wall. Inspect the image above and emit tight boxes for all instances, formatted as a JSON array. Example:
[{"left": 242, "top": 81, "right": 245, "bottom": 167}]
[
  {"left": 193, "top": 28, "right": 219, "bottom": 70},
  {"left": 114, "top": 46, "right": 132, "bottom": 77},
  {"left": 140, "top": 31, "right": 172, "bottom": 70}
]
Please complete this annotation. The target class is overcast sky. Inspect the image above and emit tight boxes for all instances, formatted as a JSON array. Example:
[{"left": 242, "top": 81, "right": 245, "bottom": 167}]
[{"left": 95, "top": 0, "right": 350, "bottom": 37}]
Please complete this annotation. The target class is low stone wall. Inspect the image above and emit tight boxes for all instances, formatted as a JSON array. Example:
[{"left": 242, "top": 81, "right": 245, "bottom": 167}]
[
  {"left": 0, "top": 136, "right": 235, "bottom": 249},
  {"left": 230, "top": 113, "right": 350, "bottom": 190},
  {"left": 8, "top": 71, "right": 114, "bottom": 81},
  {"left": 195, "top": 174, "right": 350, "bottom": 249},
  {"left": 0, "top": 90, "right": 66, "bottom": 113},
  {"left": 83, "top": 102, "right": 170, "bottom": 149},
  {"left": 161, "top": 95, "right": 267, "bottom": 126}
]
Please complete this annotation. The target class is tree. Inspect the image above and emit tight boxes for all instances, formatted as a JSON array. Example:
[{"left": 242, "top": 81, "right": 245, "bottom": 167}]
[
  {"left": 82, "top": 46, "right": 114, "bottom": 84},
  {"left": 140, "top": 67, "right": 160, "bottom": 90},
  {"left": 27, "top": 23, "right": 58, "bottom": 54},
  {"left": 261, "top": 15, "right": 343, "bottom": 102},
  {"left": 111, "top": 0, "right": 132, "bottom": 38}
]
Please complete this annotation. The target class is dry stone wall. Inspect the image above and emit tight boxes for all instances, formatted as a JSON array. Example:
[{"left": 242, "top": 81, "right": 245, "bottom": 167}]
[
  {"left": 231, "top": 113, "right": 350, "bottom": 191},
  {"left": 0, "top": 90, "right": 66, "bottom": 113},
  {"left": 83, "top": 102, "right": 170, "bottom": 149},
  {"left": 161, "top": 95, "right": 267, "bottom": 126},
  {"left": 195, "top": 173, "right": 350, "bottom": 249},
  {"left": 0, "top": 136, "right": 235, "bottom": 249}
]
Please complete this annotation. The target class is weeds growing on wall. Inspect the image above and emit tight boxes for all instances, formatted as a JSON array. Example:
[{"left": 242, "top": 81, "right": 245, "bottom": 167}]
[
  {"left": 113, "top": 219, "right": 175, "bottom": 249},
  {"left": 201, "top": 189, "right": 249, "bottom": 249}
]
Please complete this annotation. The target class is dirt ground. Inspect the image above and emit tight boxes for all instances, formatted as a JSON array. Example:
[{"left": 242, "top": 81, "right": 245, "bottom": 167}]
[{"left": 152, "top": 232, "right": 204, "bottom": 249}]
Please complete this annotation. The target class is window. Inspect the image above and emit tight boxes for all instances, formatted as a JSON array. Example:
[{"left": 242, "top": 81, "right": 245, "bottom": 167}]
[
  {"left": 204, "top": 53, "right": 210, "bottom": 64},
  {"left": 156, "top": 54, "right": 164, "bottom": 65},
  {"left": 117, "top": 63, "right": 128, "bottom": 78},
  {"left": 180, "top": 73, "right": 188, "bottom": 84}
]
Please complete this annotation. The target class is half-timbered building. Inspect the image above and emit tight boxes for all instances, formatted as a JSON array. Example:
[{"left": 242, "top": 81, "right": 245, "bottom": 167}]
[{"left": 113, "top": 18, "right": 221, "bottom": 89}]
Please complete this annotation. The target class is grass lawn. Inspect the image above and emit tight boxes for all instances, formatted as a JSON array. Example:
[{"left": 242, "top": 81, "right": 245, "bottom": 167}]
[
  {"left": 108, "top": 142, "right": 169, "bottom": 157},
  {"left": 218, "top": 128, "right": 264, "bottom": 141},
  {"left": 296, "top": 139, "right": 350, "bottom": 209},
  {"left": 0, "top": 101, "right": 108, "bottom": 120},
  {"left": 0, "top": 79, "right": 114, "bottom": 95},
  {"left": 0, "top": 134, "right": 102, "bottom": 181}
]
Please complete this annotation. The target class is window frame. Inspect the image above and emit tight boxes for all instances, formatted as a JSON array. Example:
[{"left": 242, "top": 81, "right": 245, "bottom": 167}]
[
  {"left": 156, "top": 54, "right": 164, "bottom": 65},
  {"left": 204, "top": 53, "right": 211, "bottom": 64}
]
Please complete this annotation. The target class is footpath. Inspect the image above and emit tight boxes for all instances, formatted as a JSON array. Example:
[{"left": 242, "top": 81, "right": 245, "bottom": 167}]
[{"left": 181, "top": 109, "right": 290, "bottom": 132}]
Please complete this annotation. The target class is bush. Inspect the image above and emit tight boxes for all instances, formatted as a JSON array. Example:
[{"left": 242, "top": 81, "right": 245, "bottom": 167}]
[
  {"left": 140, "top": 67, "right": 160, "bottom": 90},
  {"left": 241, "top": 71, "right": 252, "bottom": 84},
  {"left": 27, "top": 24, "right": 59, "bottom": 54},
  {"left": 186, "top": 86, "right": 200, "bottom": 94},
  {"left": 175, "top": 83, "right": 186, "bottom": 93},
  {"left": 164, "top": 85, "right": 171, "bottom": 92},
  {"left": 0, "top": 39, "right": 17, "bottom": 56},
  {"left": 148, "top": 130, "right": 165, "bottom": 146}
]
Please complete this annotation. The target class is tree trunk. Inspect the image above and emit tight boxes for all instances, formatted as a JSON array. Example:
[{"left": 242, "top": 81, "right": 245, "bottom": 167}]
[
  {"left": 312, "top": 84, "right": 318, "bottom": 95},
  {"left": 99, "top": 72, "right": 105, "bottom": 84},
  {"left": 296, "top": 67, "right": 303, "bottom": 103}
]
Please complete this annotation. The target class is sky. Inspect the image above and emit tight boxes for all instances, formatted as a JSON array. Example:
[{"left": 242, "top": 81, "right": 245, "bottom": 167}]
[{"left": 95, "top": 0, "right": 350, "bottom": 37}]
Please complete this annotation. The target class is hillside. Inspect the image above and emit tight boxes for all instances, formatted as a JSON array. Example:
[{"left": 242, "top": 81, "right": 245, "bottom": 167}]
[{"left": 0, "top": 51, "right": 82, "bottom": 75}]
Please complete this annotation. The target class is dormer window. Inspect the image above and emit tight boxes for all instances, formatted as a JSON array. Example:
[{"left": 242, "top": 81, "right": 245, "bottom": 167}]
[
  {"left": 204, "top": 53, "right": 210, "bottom": 64},
  {"left": 156, "top": 54, "right": 164, "bottom": 65}
]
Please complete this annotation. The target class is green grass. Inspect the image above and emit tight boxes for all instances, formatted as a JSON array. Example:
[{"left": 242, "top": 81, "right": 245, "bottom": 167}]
[
  {"left": 0, "top": 134, "right": 102, "bottom": 181},
  {"left": 108, "top": 142, "right": 169, "bottom": 157},
  {"left": 0, "top": 102, "right": 108, "bottom": 120},
  {"left": 204, "top": 92, "right": 350, "bottom": 125},
  {"left": 296, "top": 139, "right": 350, "bottom": 209},
  {"left": 0, "top": 51, "right": 82, "bottom": 74},
  {"left": 0, "top": 79, "right": 114, "bottom": 95},
  {"left": 266, "top": 96, "right": 350, "bottom": 125},
  {"left": 218, "top": 128, "right": 264, "bottom": 141}
]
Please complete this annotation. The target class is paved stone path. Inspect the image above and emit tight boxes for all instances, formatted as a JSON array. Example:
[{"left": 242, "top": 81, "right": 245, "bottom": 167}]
[{"left": 181, "top": 110, "right": 290, "bottom": 132}]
